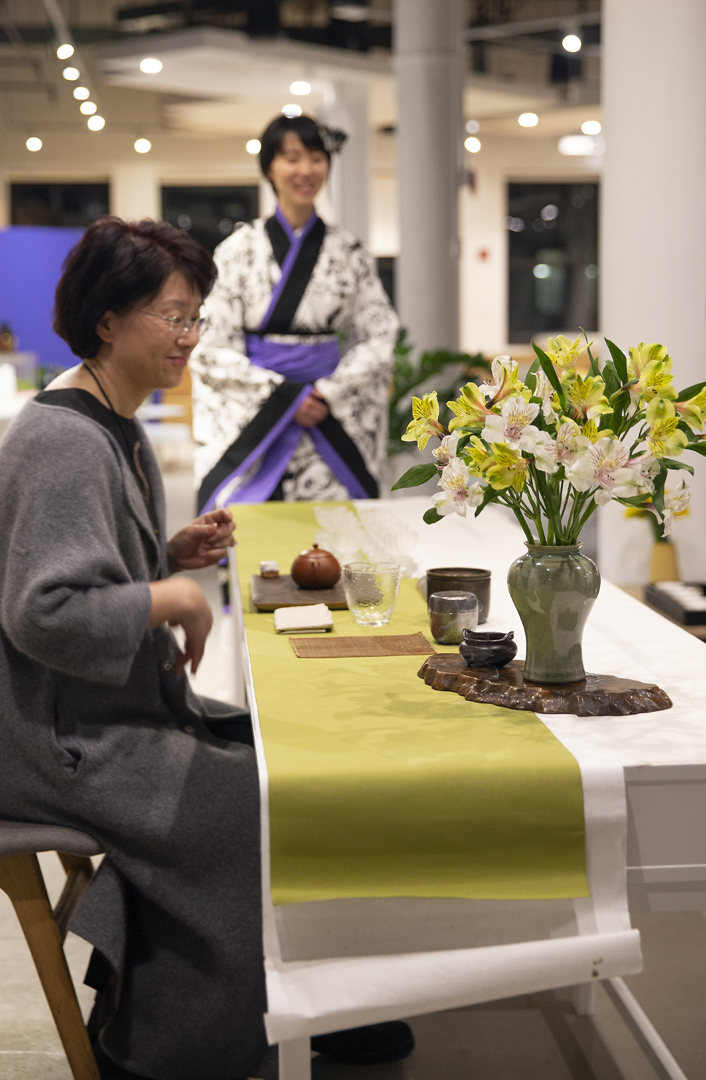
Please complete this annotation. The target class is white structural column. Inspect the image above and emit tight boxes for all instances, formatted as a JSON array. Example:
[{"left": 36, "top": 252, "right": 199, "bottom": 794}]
[
  {"left": 110, "top": 165, "right": 160, "bottom": 222},
  {"left": 599, "top": 0, "right": 706, "bottom": 583},
  {"left": 394, "top": 0, "right": 465, "bottom": 354},
  {"left": 329, "top": 82, "right": 370, "bottom": 244}
]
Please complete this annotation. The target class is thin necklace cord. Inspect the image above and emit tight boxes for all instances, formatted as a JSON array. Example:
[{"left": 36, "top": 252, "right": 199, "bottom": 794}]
[{"left": 83, "top": 363, "right": 151, "bottom": 503}]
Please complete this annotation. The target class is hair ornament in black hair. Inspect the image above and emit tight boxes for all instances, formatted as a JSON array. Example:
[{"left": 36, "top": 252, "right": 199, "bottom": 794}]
[{"left": 317, "top": 124, "right": 348, "bottom": 155}]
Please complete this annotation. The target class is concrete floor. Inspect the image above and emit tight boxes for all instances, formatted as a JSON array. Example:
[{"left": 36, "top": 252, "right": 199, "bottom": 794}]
[{"left": 2, "top": 468, "right": 704, "bottom": 1080}]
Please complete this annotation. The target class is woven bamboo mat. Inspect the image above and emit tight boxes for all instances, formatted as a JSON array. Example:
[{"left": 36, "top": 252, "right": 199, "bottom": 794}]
[{"left": 290, "top": 632, "right": 436, "bottom": 658}]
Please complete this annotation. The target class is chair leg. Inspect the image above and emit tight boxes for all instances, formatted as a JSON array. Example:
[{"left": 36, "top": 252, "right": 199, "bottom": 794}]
[
  {"left": 55, "top": 853, "right": 95, "bottom": 943},
  {"left": 0, "top": 853, "right": 101, "bottom": 1080}
]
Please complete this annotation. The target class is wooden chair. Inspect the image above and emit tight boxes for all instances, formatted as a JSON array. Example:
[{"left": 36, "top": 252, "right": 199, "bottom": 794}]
[{"left": 0, "top": 821, "right": 104, "bottom": 1080}]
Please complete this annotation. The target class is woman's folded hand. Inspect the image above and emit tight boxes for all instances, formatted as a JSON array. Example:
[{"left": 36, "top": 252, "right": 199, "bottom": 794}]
[{"left": 167, "top": 508, "right": 236, "bottom": 572}]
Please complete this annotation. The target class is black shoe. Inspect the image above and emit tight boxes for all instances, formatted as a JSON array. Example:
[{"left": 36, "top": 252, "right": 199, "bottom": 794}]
[{"left": 311, "top": 1021, "right": 415, "bottom": 1065}]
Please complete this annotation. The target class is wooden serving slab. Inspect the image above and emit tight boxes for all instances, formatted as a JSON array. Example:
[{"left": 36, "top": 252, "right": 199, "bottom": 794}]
[
  {"left": 418, "top": 654, "right": 672, "bottom": 716},
  {"left": 251, "top": 574, "right": 348, "bottom": 611}
]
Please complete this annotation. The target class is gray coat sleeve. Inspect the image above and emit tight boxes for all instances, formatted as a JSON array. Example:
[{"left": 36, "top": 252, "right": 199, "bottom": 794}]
[{"left": 0, "top": 407, "right": 153, "bottom": 685}]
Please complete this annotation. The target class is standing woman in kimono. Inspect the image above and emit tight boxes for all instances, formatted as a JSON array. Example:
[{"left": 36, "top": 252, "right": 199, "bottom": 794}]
[{"left": 190, "top": 113, "right": 399, "bottom": 511}]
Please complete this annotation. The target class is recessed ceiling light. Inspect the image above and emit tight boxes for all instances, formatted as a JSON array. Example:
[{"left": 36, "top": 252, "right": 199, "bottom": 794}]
[
  {"left": 290, "top": 81, "right": 311, "bottom": 95},
  {"left": 562, "top": 34, "right": 582, "bottom": 52},
  {"left": 56, "top": 43, "right": 74, "bottom": 60},
  {"left": 87, "top": 115, "right": 105, "bottom": 131},
  {"left": 80, "top": 101, "right": 97, "bottom": 115},
  {"left": 466, "top": 120, "right": 480, "bottom": 134},
  {"left": 140, "top": 58, "right": 162, "bottom": 73},
  {"left": 73, "top": 86, "right": 90, "bottom": 100},
  {"left": 62, "top": 66, "right": 80, "bottom": 81},
  {"left": 134, "top": 138, "right": 151, "bottom": 154},
  {"left": 246, "top": 139, "right": 261, "bottom": 154},
  {"left": 581, "top": 120, "right": 602, "bottom": 135},
  {"left": 26, "top": 137, "right": 42, "bottom": 152},
  {"left": 559, "top": 134, "right": 605, "bottom": 156},
  {"left": 282, "top": 103, "right": 302, "bottom": 118},
  {"left": 518, "top": 113, "right": 539, "bottom": 127},
  {"left": 464, "top": 136, "right": 481, "bottom": 153}
]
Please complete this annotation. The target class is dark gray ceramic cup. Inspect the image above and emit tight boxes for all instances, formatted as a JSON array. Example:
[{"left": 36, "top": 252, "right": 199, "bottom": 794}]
[{"left": 426, "top": 567, "right": 491, "bottom": 625}]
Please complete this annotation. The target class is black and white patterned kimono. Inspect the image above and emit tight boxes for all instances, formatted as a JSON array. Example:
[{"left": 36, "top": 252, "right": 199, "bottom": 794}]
[{"left": 190, "top": 209, "right": 398, "bottom": 510}]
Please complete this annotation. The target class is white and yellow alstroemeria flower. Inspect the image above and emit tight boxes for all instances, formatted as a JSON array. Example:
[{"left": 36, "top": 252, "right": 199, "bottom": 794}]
[
  {"left": 562, "top": 371, "right": 613, "bottom": 423},
  {"left": 479, "top": 355, "right": 524, "bottom": 405},
  {"left": 432, "top": 432, "right": 459, "bottom": 467},
  {"left": 545, "top": 334, "right": 588, "bottom": 370},
  {"left": 534, "top": 368, "right": 560, "bottom": 421},
  {"left": 447, "top": 381, "right": 494, "bottom": 431},
  {"left": 484, "top": 443, "right": 529, "bottom": 492},
  {"left": 628, "top": 342, "right": 676, "bottom": 404},
  {"left": 646, "top": 398, "right": 688, "bottom": 458},
  {"left": 675, "top": 385, "right": 706, "bottom": 432},
  {"left": 401, "top": 391, "right": 446, "bottom": 450},
  {"left": 431, "top": 458, "right": 484, "bottom": 517},
  {"left": 482, "top": 394, "right": 540, "bottom": 450},
  {"left": 554, "top": 420, "right": 591, "bottom": 468},
  {"left": 661, "top": 479, "right": 690, "bottom": 536},
  {"left": 565, "top": 436, "right": 640, "bottom": 504}
]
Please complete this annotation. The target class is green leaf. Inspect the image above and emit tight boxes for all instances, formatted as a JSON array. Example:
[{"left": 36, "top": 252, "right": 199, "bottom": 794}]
[
  {"left": 616, "top": 494, "right": 654, "bottom": 507},
  {"left": 474, "top": 484, "right": 499, "bottom": 517},
  {"left": 456, "top": 434, "right": 471, "bottom": 453},
  {"left": 652, "top": 467, "right": 667, "bottom": 516},
  {"left": 605, "top": 338, "right": 628, "bottom": 384},
  {"left": 685, "top": 440, "right": 706, "bottom": 457},
  {"left": 391, "top": 462, "right": 438, "bottom": 491},
  {"left": 601, "top": 361, "right": 621, "bottom": 397},
  {"left": 661, "top": 457, "right": 694, "bottom": 474},
  {"left": 423, "top": 507, "right": 443, "bottom": 524},
  {"left": 531, "top": 342, "right": 566, "bottom": 410},
  {"left": 677, "top": 420, "right": 699, "bottom": 441},
  {"left": 581, "top": 330, "right": 601, "bottom": 377},
  {"left": 676, "top": 380, "right": 706, "bottom": 402}
]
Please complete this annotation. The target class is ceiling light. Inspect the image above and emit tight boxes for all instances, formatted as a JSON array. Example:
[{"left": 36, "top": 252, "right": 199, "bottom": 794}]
[
  {"left": 73, "top": 86, "right": 90, "bottom": 100},
  {"left": 464, "top": 136, "right": 481, "bottom": 153},
  {"left": 562, "top": 34, "right": 582, "bottom": 52},
  {"left": 558, "top": 134, "right": 605, "bottom": 156},
  {"left": 80, "top": 101, "right": 97, "bottom": 115},
  {"left": 518, "top": 113, "right": 538, "bottom": 128},
  {"left": 466, "top": 120, "right": 480, "bottom": 134},
  {"left": 62, "top": 67, "right": 80, "bottom": 81},
  {"left": 246, "top": 139, "right": 261, "bottom": 154},
  {"left": 56, "top": 43, "right": 74, "bottom": 60},
  {"left": 140, "top": 58, "right": 162, "bottom": 74},
  {"left": 533, "top": 264, "right": 551, "bottom": 279},
  {"left": 26, "top": 137, "right": 42, "bottom": 152},
  {"left": 290, "top": 81, "right": 311, "bottom": 95},
  {"left": 87, "top": 115, "right": 105, "bottom": 131},
  {"left": 282, "top": 103, "right": 302, "bottom": 118},
  {"left": 134, "top": 138, "right": 151, "bottom": 154},
  {"left": 581, "top": 120, "right": 602, "bottom": 135}
]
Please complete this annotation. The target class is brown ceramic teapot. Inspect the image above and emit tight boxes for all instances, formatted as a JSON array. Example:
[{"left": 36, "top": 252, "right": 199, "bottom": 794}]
[{"left": 290, "top": 544, "right": 341, "bottom": 589}]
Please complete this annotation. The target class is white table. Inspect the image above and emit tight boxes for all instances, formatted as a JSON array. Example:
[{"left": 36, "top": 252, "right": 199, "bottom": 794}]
[{"left": 234, "top": 497, "right": 706, "bottom": 1080}]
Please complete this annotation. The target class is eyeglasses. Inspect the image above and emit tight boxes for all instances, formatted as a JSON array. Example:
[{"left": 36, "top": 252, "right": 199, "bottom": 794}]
[{"left": 136, "top": 309, "right": 205, "bottom": 337}]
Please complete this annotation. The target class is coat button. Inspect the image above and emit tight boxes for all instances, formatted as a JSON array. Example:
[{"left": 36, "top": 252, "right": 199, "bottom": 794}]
[
  {"left": 161, "top": 660, "right": 174, "bottom": 672},
  {"left": 184, "top": 725, "right": 195, "bottom": 734}
]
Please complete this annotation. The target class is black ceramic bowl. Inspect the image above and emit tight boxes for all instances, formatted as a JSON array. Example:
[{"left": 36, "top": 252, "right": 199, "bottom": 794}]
[
  {"left": 426, "top": 567, "right": 491, "bottom": 624},
  {"left": 459, "top": 629, "right": 517, "bottom": 669}
]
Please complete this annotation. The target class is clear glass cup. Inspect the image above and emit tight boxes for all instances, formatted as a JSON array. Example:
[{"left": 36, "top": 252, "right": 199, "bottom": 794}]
[{"left": 342, "top": 562, "right": 402, "bottom": 627}]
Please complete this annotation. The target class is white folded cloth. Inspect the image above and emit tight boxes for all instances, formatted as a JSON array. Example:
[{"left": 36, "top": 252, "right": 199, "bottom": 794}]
[{"left": 274, "top": 604, "right": 334, "bottom": 634}]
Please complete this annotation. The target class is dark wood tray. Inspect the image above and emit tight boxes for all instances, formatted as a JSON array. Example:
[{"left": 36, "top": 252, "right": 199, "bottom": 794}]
[{"left": 250, "top": 574, "right": 348, "bottom": 611}]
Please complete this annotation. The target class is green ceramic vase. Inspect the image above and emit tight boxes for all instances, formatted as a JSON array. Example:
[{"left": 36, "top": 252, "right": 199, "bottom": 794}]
[{"left": 507, "top": 543, "right": 601, "bottom": 684}]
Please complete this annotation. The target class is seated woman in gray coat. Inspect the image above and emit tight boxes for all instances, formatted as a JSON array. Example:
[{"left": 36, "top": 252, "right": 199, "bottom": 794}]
[{"left": 0, "top": 217, "right": 267, "bottom": 1080}]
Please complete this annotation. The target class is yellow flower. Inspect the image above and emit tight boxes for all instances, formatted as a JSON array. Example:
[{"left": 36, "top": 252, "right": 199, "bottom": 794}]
[
  {"left": 484, "top": 443, "right": 529, "bottom": 492},
  {"left": 401, "top": 391, "right": 446, "bottom": 449},
  {"left": 675, "top": 386, "right": 706, "bottom": 432},
  {"left": 645, "top": 398, "right": 688, "bottom": 458},
  {"left": 582, "top": 419, "right": 600, "bottom": 442},
  {"left": 447, "top": 382, "right": 493, "bottom": 432},
  {"left": 479, "top": 355, "right": 525, "bottom": 405},
  {"left": 545, "top": 334, "right": 586, "bottom": 369},
  {"left": 628, "top": 343, "right": 676, "bottom": 403},
  {"left": 562, "top": 371, "right": 613, "bottom": 422}
]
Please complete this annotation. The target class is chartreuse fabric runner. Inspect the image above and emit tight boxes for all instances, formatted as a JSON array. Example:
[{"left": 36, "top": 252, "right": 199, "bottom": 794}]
[{"left": 232, "top": 501, "right": 588, "bottom": 906}]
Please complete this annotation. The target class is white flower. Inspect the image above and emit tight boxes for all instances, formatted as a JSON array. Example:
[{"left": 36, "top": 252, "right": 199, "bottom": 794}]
[
  {"left": 432, "top": 432, "right": 459, "bottom": 467},
  {"left": 479, "top": 355, "right": 521, "bottom": 403},
  {"left": 628, "top": 452, "right": 659, "bottom": 494},
  {"left": 565, "top": 436, "right": 639, "bottom": 503},
  {"left": 534, "top": 369, "right": 558, "bottom": 421},
  {"left": 661, "top": 479, "right": 690, "bottom": 536},
  {"left": 528, "top": 429, "right": 560, "bottom": 474},
  {"left": 555, "top": 421, "right": 591, "bottom": 467},
  {"left": 431, "top": 458, "right": 484, "bottom": 517},
  {"left": 482, "top": 395, "right": 540, "bottom": 450}
]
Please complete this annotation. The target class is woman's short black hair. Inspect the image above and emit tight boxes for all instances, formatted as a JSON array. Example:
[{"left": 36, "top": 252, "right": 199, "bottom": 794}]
[
  {"left": 259, "top": 114, "right": 330, "bottom": 187},
  {"left": 53, "top": 216, "right": 217, "bottom": 360}
]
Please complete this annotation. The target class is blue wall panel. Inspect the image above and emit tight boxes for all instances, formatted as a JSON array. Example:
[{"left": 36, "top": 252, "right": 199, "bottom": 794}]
[{"left": 0, "top": 226, "right": 84, "bottom": 371}]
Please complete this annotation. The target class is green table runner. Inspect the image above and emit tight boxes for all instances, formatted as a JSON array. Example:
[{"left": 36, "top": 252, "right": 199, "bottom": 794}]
[{"left": 233, "top": 502, "right": 588, "bottom": 906}]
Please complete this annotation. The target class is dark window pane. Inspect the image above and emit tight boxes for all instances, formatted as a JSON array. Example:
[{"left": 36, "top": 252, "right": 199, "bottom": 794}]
[
  {"left": 507, "top": 182, "right": 599, "bottom": 344},
  {"left": 376, "top": 257, "right": 395, "bottom": 306},
  {"left": 161, "top": 186, "right": 259, "bottom": 253},
  {"left": 11, "top": 183, "right": 109, "bottom": 228}
]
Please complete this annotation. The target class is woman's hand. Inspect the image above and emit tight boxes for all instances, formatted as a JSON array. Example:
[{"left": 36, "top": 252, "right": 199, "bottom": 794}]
[
  {"left": 294, "top": 389, "right": 329, "bottom": 428},
  {"left": 148, "top": 578, "right": 213, "bottom": 676},
  {"left": 167, "top": 509, "right": 235, "bottom": 573}
]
